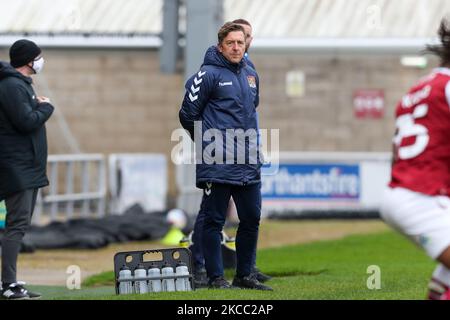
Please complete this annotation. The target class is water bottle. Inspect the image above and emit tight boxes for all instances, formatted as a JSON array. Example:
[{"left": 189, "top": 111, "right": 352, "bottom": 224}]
[
  {"left": 175, "top": 262, "right": 191, "bottom": 291},
  {"left": 161, "top": 262, "right": 175, "bottom": 292},
  {"left": 148, "top": 263, "right": 162, "bottom": 293},
  {"left": 134, "top": 264, "right": 148, "bottom": 294},
  {"left": 118, "top": 265, "right": 133, "bottom": 295}
]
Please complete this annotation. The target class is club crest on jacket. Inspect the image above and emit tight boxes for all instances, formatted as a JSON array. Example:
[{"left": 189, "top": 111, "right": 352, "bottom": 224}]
[{"left": 247, "top": 75, "right": 256, "bottom": 88}]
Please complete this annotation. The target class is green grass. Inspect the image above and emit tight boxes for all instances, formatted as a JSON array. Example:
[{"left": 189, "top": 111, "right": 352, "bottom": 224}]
[
  {"left": 30, "top": 230, "right": 436, "bottom": 300},
  {"left": 82, "top": 271, "right": 115, "bottom": 287}
]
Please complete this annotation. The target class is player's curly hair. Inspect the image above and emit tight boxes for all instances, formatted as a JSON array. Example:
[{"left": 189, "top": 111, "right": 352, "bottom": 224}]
[{"left": 425, "top": 18, "right": 450, "bottom": 66}]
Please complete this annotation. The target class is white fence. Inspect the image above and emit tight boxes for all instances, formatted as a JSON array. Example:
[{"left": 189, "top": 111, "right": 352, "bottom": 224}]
[
  {"left": 261, "top": 152, "right": 391, "bottom": 217},
  {"left": 175, "top": 152, "right": 392, "bottom": 218},
  {"left": 108, "top": 153, "right": 167, "bottom": 215},
  {"left": 32, "top": 153, "right": 167, "bottom": 225},
  {"left": 30, "top": 151, "right": 391, "bottom": 224},
  {"left": 33, "top": 154, "right": 107, "bottom": 225}
]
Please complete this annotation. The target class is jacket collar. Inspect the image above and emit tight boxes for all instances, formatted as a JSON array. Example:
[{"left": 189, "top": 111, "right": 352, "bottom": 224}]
[{"left": 0, "top": 61, "right": 32, "bottom": 84}]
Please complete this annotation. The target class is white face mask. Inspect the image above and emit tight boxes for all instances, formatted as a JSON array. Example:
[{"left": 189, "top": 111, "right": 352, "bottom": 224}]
[{"left": 31, "top": 57, "right": 44, "bottom": 74}]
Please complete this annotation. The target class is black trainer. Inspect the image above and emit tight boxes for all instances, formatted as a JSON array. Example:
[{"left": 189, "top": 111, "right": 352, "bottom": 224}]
[
  {"left": 2, "top": 282, "right": 41, "bottom": 300},
  {"left": 193, "top": 267, "right": 209, "bottom": 289},
  {"left": 252, "top": 267, "right": 272, "bottom": 283},
  {"left": 22, "top": 283, "right": 41, "bottom": 300},
  {"left": 208, "top": 277, "right": 233, "bottom": 289},
  {"left": 232, "top": 274, "right": 273, "bottom": 291},
  {"left": 1, "top": 282, "right": 30, "bottom": 300}
]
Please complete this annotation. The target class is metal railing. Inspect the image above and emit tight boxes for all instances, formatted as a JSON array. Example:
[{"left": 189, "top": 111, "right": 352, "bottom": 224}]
[{"left": 33, "top": 154, "right": 107, "bottom": 225}]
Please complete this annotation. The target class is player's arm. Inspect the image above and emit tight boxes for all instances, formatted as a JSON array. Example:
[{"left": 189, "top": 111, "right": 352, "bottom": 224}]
[{"left": 179, "top": 69, "right": 214, "bottom": 140}]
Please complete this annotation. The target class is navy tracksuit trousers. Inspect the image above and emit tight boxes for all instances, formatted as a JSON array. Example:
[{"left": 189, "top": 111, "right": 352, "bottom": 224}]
[
  {"left": 198, "top": 182, "right": 261, "bottom": 280},
  {"left": 191, "top": 197, "right": 259, "bottom": 272}
]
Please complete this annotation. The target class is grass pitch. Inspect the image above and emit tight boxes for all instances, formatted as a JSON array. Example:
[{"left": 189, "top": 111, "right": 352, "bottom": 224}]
[{"left": 28, "top": 230, "right": 435, "bottom": 300}]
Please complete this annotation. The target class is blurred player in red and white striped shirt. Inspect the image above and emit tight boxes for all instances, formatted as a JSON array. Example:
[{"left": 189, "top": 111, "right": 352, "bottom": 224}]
[{"left": 381, "top": 18, "right": 450, "bottom": 300}]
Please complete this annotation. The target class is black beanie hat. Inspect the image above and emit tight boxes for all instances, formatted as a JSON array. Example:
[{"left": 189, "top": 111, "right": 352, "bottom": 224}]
[{"left": 9, "top": 39, "right": 42, "bottom": 68}]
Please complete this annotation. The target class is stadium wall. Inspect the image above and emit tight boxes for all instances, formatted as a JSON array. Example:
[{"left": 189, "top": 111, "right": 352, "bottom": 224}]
[{"left": 0, "top": 48, "right": 439, "bottom": 204}]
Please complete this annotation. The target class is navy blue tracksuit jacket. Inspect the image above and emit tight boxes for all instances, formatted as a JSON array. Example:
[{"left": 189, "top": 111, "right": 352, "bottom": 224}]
[
  {"left": 179, "top": 46, "right": 262, "bottom": 189},
  {"left": 179, "top": 46, "right": 263, "bottom": 280}
]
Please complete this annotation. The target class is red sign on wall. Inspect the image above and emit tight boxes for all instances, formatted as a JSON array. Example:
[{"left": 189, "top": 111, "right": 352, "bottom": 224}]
[{"left": 353, "top": 89, "right": 385, "bottom": 119}]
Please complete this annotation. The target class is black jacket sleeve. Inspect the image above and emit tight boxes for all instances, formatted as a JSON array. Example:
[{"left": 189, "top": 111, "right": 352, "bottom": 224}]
[{"left": 0, "top": 83, "right": 54, "bottom": 133}]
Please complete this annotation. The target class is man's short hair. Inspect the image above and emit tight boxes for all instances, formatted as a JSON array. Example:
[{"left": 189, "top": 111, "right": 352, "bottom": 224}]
[
  {"left": 232, "top": 19, "right": 251, "bottom": 27},
  {"left": 218, "top": 22, "right": 245, "bottom": 44}
]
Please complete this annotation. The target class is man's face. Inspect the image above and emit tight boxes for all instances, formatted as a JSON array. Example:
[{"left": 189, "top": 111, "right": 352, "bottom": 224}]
[
  {"left": 218, "top": 31, "right": 245, "bottom": 64},
  {"left": 239, "top": 24, "right": 253, "bottom": 52}
]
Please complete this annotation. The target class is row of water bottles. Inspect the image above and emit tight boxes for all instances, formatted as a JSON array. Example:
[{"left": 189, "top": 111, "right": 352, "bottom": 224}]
[{"left": 118, "top": 262, "right": 192, "bottom": 294}]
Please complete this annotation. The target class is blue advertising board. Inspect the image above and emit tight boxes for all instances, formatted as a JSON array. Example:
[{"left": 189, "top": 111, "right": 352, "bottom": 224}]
[{"left": 261, "top": 164, "right": 360, "bottom": 200}]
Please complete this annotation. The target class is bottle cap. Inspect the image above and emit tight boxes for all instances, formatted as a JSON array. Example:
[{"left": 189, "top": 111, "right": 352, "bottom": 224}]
[{"left": 136, "top": 263, "right": 145, "bottom": 270}]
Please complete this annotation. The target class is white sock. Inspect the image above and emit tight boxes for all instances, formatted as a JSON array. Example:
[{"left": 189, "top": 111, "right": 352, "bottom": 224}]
[{"left": 432, "top": 264, "right": 450, "bottom": 288}]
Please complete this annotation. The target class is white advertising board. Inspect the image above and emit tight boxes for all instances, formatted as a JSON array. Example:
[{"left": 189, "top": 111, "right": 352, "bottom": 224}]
[{"left": 109, "top": 154, "right": 167, "bottom": 214}]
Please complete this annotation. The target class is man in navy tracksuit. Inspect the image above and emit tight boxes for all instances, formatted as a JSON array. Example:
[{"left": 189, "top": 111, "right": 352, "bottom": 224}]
[
  {"left": 179, "top": 22, "right": 272, "bottom": 290},
  {"left": 189, "top": 19, "right": 271, "bottom": 288}
]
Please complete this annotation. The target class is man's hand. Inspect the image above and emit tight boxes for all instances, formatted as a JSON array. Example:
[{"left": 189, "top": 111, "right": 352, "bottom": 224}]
[{"left": 37, "top": 96, "right": 51, "bottom": 104}]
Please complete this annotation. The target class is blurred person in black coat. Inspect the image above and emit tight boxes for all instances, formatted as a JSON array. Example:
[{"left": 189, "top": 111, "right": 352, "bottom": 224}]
[{"left": 0, "top": 39, "right": 54, "bottom": 300}]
